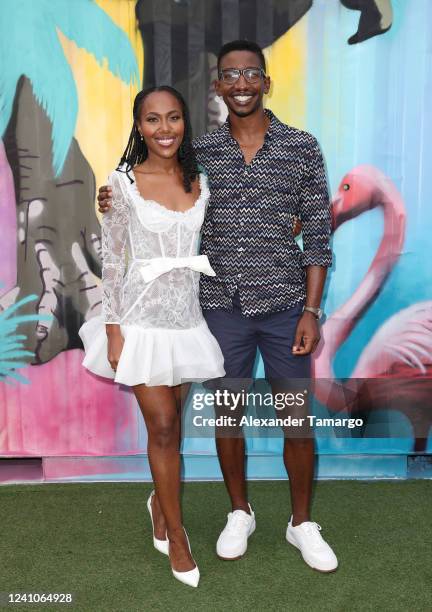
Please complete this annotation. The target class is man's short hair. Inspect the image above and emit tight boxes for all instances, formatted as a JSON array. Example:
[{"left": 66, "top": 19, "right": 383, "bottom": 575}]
[{"left": 217, "top": 40, "right": 266, "bottom": 73}]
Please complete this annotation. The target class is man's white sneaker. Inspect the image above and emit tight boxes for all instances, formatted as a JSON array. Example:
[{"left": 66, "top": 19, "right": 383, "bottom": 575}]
[
  {"left": 216, "top": 504, "right": 256, "bottom": 560},
  {"left": 286, "top": 517, "right": 338, "bottom": 572}
]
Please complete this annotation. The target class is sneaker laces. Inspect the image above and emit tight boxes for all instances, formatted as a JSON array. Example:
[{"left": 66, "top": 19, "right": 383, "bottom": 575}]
[
  {"left": 226, "top": 510, "right": 252, "bottom": 534},
  {"left": 300, "top": 522, "right": 325, "bottom": 549}
]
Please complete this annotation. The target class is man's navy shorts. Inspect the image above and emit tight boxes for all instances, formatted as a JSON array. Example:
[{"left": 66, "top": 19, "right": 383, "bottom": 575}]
[{"left": 203, "top": 291, "right": 311, "bottom": 380}]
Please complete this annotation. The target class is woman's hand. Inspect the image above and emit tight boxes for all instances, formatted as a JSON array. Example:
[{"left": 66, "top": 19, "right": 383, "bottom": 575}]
[{"left": 106, "top": 325, "right": 124, "bottom": 372}]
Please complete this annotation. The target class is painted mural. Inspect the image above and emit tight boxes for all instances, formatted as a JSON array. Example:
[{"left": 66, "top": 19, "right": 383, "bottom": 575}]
[{"left": 0, "top": 0, "right": 431, "bottom": 470}]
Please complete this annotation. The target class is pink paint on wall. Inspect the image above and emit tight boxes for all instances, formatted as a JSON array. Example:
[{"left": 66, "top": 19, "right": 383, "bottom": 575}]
[
  {"left": 42, "top": 456, "right": 152, "bottom": 481},
  {"left": 0, "top": 349, "right": 146, "bottom": 456}
]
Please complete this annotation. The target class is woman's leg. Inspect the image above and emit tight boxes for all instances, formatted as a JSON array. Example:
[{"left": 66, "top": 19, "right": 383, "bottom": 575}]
[
  {"left": 148, "top": 383, "right": 192, "bottom": 539},
  {"left": 133, "top": 383, "right": 194, "bottom": 571},
  {"left": 150, "top": 382, "right": 191, "bottom": 539}
]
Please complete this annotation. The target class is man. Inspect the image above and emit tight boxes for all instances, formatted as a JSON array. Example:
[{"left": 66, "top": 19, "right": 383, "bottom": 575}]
[{"left": 98, "top": 40, "right": 337, "bottom": 573}]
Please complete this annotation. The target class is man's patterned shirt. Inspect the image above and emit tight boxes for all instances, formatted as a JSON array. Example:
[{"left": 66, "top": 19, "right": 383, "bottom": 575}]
[{"left": 194, "top": 109, "right": 332, "bottom": 317}]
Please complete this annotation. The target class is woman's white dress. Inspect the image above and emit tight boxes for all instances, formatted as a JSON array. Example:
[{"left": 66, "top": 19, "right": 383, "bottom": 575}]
[{"left": 79, "top": 169, "right": 225, "bottom": 386}]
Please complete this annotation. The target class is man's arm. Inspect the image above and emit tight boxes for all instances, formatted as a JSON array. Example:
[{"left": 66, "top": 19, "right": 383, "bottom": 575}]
[
  {"left": 304, "top": 265, "right": 327, "bottom": 310},
  {"left": 293, "top": 137, "right": 332, "bottom": 355},
  {"left": 98, "top": 185, "right": 112, "bottom": 213},
  {"left": 292, "top": 265, "right": 327, "bottom": 355}
]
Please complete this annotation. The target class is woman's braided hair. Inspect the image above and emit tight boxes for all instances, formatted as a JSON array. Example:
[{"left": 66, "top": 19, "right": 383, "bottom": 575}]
[{"left": 118, "top": 85, "right": 198, "bottom": 192}]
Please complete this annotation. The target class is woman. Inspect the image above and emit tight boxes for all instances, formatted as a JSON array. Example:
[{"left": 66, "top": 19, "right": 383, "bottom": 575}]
[{"left": 79, "top": 86, "right": 225, "bottom": 588}]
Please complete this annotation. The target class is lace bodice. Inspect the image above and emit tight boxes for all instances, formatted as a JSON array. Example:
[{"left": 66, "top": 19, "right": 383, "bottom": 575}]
[{"left": 102, "top": 169, "right": 210, "bottom": 329}]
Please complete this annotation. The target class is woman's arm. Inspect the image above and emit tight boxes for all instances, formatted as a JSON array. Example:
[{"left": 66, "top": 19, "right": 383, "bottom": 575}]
[{"left": 101, "top": 173, "right": 129, "bottom": 371}]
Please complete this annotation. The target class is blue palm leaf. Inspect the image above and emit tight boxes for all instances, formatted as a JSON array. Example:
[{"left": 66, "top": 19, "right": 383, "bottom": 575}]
[
  {"left": 0, "top": 293, "right": 52, "bottom": 385},
  {"left": 0, "top": 0, "right": 139, "bottom": 175},
  {"left": 53, "top": 0, "right": 139, "bottom": 86}
]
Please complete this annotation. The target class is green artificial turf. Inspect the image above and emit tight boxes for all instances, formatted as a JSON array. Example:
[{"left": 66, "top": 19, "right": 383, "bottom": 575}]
[{"left": 0, "top": 481, "right": 431, "bottom": 612}]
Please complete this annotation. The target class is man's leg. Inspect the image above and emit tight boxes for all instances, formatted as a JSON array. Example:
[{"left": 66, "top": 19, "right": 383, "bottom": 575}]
[
  {"left": 203, "top": 296, "right": 257, "bottom": 513},
  {"left": 203, "top": 294, "right": 258, "bottom": 560},
  {"left": 216, "top": 435, "right": 248, "bottom": 512},
  {"left": 257, "top": 303, "right": 338, "bottom": 572},
  {"left": 256, "top": 303, "right": 313, "bottom": 524},
  {"left": 282, "top": 439, "right": 314, "bottom": 525}
]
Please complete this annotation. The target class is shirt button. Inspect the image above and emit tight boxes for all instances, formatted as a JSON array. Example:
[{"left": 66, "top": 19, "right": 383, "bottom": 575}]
[
  {"left": 241, "top": 195, "right": 246, "bottom": 201},
  {"left": 238, "top": 247, "right": 244, "bottom": 252},
  {"left": 237, "top": 273, "right": 242, "bottom": 278}
]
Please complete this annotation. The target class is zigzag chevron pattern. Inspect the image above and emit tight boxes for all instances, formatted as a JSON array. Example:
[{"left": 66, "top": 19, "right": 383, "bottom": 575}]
[{"left": 194, "top": 110, "right": 333, "bottom": 317}]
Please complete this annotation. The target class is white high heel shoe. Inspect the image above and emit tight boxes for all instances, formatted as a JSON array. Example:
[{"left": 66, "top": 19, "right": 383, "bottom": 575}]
[
  {"left": 170, "top": 528, "right": 200, "bottom": 588},
  {"left": 146, "top": 491, "right": 169, "bottom": 556}
]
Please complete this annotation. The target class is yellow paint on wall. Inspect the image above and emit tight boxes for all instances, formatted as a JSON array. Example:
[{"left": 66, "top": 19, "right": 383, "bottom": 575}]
[
  {"left": 59, "top": 0, "right": 307, "bottom": 209},
  {"left": 264, "top": 16, "right": 307, "bottom": 130},
  {"left": 59, "top": 0, "right": 143, "bottom": 213}
]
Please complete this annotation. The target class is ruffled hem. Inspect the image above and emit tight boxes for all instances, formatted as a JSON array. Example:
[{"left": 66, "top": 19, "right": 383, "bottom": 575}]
[{"left": 78, "top": 316, "right": 225, "bottom": 387}]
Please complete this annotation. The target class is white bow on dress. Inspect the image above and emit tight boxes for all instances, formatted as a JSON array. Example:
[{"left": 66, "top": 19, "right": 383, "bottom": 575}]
[{"left": 136, "top": 255, "right": 216, "bottom": 283}]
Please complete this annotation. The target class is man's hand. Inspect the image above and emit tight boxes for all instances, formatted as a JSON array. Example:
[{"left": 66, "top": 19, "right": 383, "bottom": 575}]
[
  {"left": 293, "top": 217, "right": 302, "bottom": 237},
  {"left": 98, "top": 185, "right": 112, "bottom": 213},
  {"left": 292, "top": 311, "right": 320, "bottom": 355}
]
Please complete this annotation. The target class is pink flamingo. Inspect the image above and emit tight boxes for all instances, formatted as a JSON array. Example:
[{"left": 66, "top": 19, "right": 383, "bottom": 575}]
[{"left": 313, "top": 165, "right": 432, "bottom": 451}]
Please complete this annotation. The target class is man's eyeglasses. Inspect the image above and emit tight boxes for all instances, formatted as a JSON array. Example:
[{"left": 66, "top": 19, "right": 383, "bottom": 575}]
[{"left": 218, "top": 67, "right": 265, "bottom": 85}]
